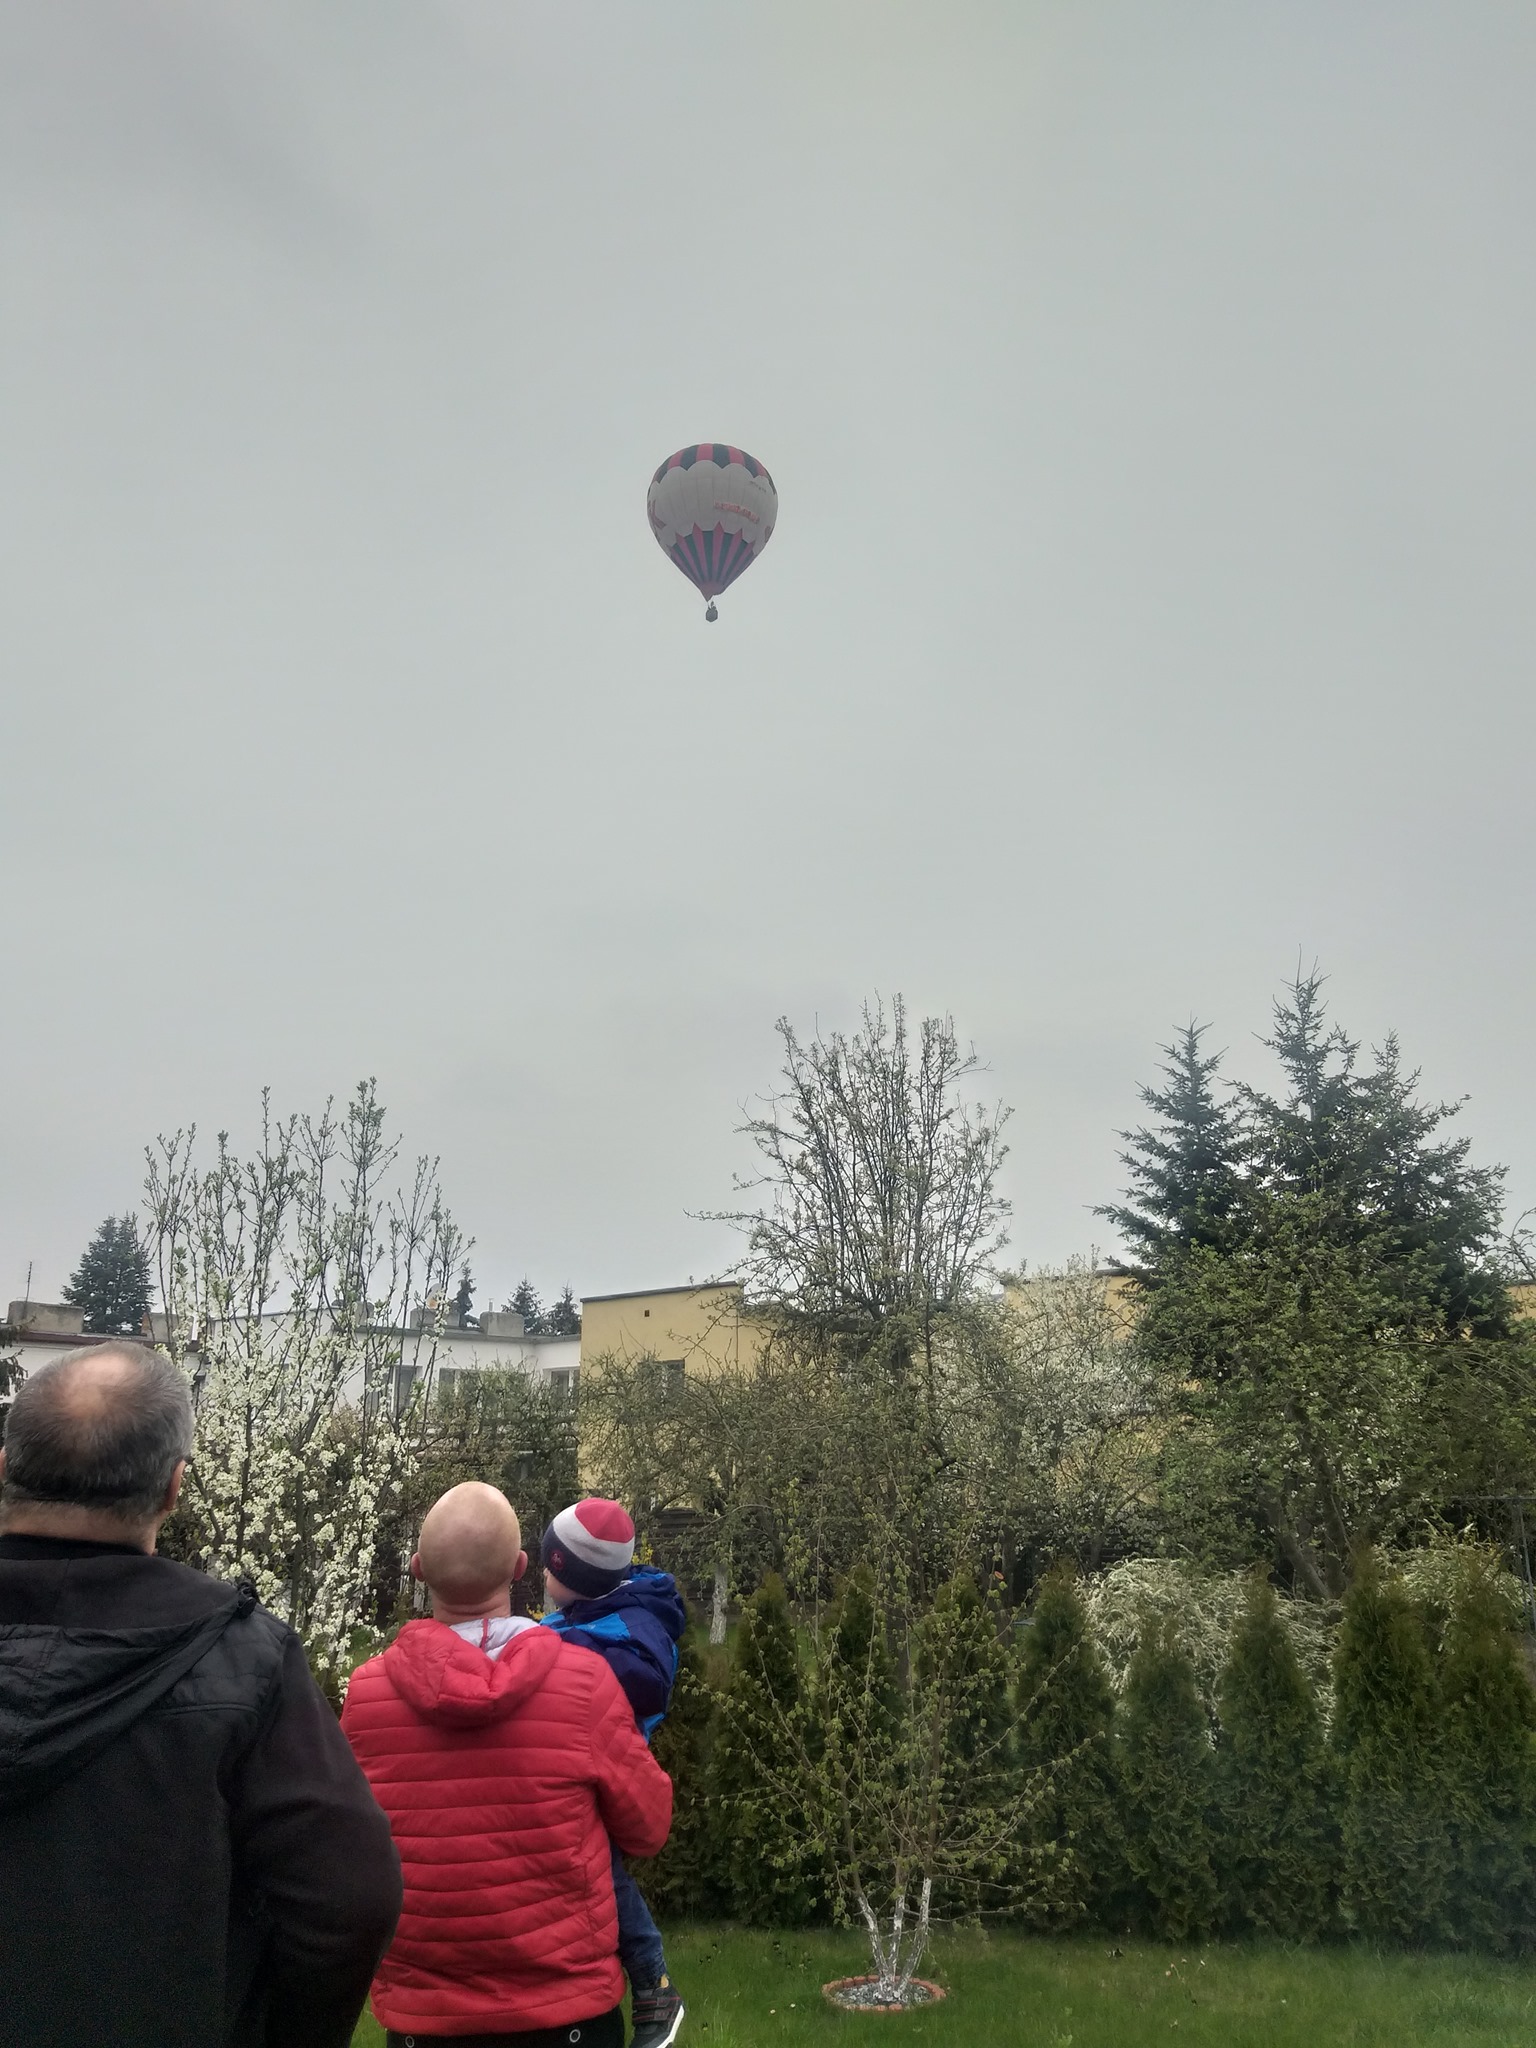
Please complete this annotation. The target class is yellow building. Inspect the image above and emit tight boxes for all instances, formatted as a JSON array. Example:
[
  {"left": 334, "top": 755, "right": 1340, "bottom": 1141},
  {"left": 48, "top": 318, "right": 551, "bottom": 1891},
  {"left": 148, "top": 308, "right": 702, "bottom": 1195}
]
[
  {"left": 1001, "top": 1264, "right": 1139, "bottom": 1327},
  {"left": 580, "top": 1269, "right": 1536, "bottom": 1387},
  {"left": 578, "top": 1282, "right": 765, "bottom": 1383},
  {"left": 580, "top": 1269, "right": 1135, "bottom": 1388}
]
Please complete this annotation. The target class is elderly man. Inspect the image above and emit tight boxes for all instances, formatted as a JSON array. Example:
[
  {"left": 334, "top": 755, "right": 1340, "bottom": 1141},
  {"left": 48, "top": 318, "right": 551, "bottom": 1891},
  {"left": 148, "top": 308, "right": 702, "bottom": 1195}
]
[{"left": 0, "top": 1344, "right": 403, "bottom": 2048}]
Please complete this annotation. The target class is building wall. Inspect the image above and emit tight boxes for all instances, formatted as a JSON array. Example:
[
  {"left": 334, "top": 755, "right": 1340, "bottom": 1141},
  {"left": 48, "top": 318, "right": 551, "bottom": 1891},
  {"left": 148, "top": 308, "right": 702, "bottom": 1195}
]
[
  {"left": 0, "top": 1302, "right": 578, "bottom": 1405},
  {"left": 1002, "top": 1268, "right": 1139, "bottom": 1324},
  {"left": 427, "top": 1325, "right": 581, "bottom": 1397},
  {"left": 579, "top": 1283, "right": 763, "bottom": 1380},
  {"left": 2, "top": 1303, "right": 148, "bottom": 1385},
  {"left": 9, "top": 1331, "right": 125, "bottom": 1381}
]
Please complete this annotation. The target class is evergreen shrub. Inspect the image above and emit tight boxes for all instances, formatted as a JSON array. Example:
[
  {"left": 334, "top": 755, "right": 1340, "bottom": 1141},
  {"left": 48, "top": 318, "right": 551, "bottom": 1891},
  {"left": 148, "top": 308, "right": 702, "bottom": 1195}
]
[
  {"left": 713, "top": 1573, "right": 818, "bottom": 1925},
  {"left": 640, "top": 1551, "right": 1535, "bottom": 1956},
  {"left": 1214, "top": 1573, "right": 1334, "bottom": 1939},
  {"left": 1118, "top": 1612, "right": 1220, "bottom": 1939},
  {"left": 912, "top": 1572, "right": 1017, "bottom": 1917},
  {"left": 1435, "top": 1551, "right": 1536, "bottom": 1952},
  {"left": 1013, "top": 1566, "right": 1124, "bottom": 1929},
  {"left": 637, "top": 1632, "right": 726, "bottom": 1920},
  {"left": 1332, "top": 1552, "right": 1453, "bottom": 1942}
]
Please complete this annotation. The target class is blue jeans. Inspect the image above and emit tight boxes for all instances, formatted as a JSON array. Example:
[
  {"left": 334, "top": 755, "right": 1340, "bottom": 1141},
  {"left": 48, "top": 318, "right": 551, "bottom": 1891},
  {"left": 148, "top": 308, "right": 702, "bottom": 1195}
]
[{"left": 611, "top": 1843, "right": 667, "bottom": 1988}]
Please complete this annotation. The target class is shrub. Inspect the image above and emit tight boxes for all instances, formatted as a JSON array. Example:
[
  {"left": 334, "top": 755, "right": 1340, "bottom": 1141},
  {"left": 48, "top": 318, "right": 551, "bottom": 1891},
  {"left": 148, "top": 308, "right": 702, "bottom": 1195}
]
[
  {"left": 713, "top": 1574, "right": 818, "bottom": 1924},
  {"left": 1013, "top": 1566, "right": 1125, "bottom": 1929},
  {"left": 789, "top": 1567, "right": 1042, "bottom": 1997},
  {"left": 820, "top": 1566, "right": 901, "bottom": 1743},
  {"left": 1214, "top": 1572, "right": 1334, "bottom": 1938},
  {"left": 1118, "top": 1612, "right": 1220, "bottom": 1939},
  {"left": 1332, "top": 1551, "right": 1453, "bottom": 1942},
  {"left": 1435, "top": 1550, "right": 1536, "bottom": 1952},
  {"left": 912, "top": 1572, "right": 1018, "bottom": 1917},
  {"left": 635, "top": 1632, "right": 727, "bottom": 1919},
  {"left": 1084, "top": 1556, "right": 1337, "bottom": 1720}
]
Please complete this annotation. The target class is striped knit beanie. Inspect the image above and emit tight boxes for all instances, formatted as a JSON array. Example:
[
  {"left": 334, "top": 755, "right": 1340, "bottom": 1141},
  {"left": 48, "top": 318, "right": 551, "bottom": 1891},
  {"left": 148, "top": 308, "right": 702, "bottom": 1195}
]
[{"left": 541, "top": 1496, "right": 635, "bottom": 1599}]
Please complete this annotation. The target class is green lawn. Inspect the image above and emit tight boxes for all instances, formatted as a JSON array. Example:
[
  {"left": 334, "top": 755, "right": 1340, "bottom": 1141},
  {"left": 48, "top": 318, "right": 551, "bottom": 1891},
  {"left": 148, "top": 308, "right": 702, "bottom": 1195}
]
[{"left": 352, "top": 1925, "right": 1536, "bottom": 2046}]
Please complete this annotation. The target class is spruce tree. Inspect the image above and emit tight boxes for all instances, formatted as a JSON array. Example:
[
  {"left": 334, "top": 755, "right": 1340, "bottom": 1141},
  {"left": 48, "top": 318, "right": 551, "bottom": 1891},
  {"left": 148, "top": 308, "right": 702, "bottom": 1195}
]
[
  {"left": 545, "top": 1286, "right": 581, "bottom": 1338},
  {"left": 507, "top": 1279, "right": 544, "bottom": 1334},
  {"left": 1331, "top": 1553, "right": 1453, "bottom": 1942},
  {"left": 1244, "top": 970, "right": 1509, "bottom": 1337},
  {"left": 1118, "top": 1613, "right": 1220, "bottom": 1939},
  {"left": 636, "top": 1633, "right": 727, "bottom": 1919},
  {"left": 1109, "top": 974, "right": 1508, "bottom": 1330},
  {"left": 1214, "top": 1574, "right": 1333, "bottom": 1939},
  {"left": 62, "top": 1214, "right": 153, "bottom": 1335},
  {"left": 1436, "top": 1555, "right": 1536, "bottom": 1952},
  {"left": 713, "top": 1573, "right": 816, "bottom": 1924},
  {"left": 1116, "top": 974, "right": 1520, "bottom": 1589},
  {"left": 451, "top": 1263, "right": 475, "bottom": 1328},
  {"left": 1013, "top": 1566, "right": 1124, "bottom": 1929},
  {"left": 1097, "top": 1022, "right": 1244, "bottom": 1281}
]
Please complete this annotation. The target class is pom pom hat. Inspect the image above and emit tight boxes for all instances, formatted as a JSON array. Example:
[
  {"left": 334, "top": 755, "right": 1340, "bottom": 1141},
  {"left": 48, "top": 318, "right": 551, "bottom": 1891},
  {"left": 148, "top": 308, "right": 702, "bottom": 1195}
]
[{"left": 541, "top": 1497, "right": 636, "bottom": 1600}]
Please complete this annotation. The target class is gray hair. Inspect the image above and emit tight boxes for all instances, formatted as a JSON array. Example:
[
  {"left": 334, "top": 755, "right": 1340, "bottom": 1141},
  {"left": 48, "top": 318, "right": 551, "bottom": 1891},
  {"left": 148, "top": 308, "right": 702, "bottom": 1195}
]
[{"left": 2, "top": 1345, "right": 194, "bottom": 1522}]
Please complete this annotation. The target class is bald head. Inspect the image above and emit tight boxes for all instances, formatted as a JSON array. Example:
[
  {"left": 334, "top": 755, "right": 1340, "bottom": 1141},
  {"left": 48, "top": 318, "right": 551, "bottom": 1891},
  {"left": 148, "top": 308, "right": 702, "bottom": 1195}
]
[
  {"left": 1, "top": 1344, "right": 193, "bottom": 1532},
  {"left": 414, "top": 1483, "right": 526, "bottom": 1618}
]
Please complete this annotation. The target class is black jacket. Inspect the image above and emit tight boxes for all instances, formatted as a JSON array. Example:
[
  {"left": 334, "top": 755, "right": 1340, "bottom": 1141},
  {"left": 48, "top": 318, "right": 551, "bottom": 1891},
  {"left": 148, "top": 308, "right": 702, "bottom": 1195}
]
[{"left": 0, "top": 1535, "right": 402, "bottom": 2048}]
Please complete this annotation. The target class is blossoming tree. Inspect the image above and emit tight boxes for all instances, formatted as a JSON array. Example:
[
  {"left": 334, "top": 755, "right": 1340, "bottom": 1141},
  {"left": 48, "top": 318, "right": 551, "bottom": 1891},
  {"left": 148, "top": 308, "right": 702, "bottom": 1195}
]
[{"left": 145, "top": 1080, "right": 464, "bottom": 1681}]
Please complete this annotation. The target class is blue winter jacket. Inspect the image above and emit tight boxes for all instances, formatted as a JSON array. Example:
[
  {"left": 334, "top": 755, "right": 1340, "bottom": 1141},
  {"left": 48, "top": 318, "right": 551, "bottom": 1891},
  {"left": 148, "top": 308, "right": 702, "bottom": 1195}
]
[{"left": 540, "top": 1566, "right": 686, "bottom": 1739}]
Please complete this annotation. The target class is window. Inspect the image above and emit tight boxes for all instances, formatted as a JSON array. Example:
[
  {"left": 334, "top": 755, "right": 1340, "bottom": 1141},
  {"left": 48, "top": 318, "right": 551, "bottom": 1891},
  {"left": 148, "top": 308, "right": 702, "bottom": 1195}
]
[
  {"left": 549, "top": 1367, "right": 579, "bottom": 1398},
  {"left": 642, "top": 1357, "right": 686, "bottom": 1402}
]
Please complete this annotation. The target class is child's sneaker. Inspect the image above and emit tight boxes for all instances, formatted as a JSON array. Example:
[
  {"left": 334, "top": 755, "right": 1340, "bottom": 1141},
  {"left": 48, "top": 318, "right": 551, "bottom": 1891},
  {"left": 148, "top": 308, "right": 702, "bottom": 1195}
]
[{"left": 631, "top": 1976, "right": 685, "bottom": 2048}]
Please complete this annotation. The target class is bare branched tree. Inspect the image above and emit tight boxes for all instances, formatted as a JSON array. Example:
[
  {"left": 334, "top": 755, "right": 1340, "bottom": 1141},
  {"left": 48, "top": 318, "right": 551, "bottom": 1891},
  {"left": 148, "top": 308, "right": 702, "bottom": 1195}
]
[
  {"left": 1504, "top": 1208, "right": 1536, "bottom": 1287},
  {"left": 709, "top": 996, "right": 1010, "bottom": 1378}
]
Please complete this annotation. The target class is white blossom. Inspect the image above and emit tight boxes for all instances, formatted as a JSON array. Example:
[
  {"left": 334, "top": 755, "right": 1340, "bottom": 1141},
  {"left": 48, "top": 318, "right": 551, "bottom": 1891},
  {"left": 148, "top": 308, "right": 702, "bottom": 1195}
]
[{"left": 145, "top": 1083, "right": 465, "bottom": 1683}]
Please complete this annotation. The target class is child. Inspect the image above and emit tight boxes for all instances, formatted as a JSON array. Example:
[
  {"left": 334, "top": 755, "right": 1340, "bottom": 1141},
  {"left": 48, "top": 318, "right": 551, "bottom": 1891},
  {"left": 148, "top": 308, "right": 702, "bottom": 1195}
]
[{"left": 541, "top": 1498, "right": 688, "bottom": 2048}]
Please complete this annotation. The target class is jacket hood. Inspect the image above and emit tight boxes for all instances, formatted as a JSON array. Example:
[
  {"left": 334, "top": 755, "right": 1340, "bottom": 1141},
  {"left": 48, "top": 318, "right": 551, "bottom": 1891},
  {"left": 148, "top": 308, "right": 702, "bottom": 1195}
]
[
  {"left": 383, "top": 1618, "right": 564, "bottom": 1726},
  {"left": 0, "top": 1567, "right": 250, "bottom": 1815},
  {"left": 558, "top": 1567, "right": 687, "bottom": 1642}
]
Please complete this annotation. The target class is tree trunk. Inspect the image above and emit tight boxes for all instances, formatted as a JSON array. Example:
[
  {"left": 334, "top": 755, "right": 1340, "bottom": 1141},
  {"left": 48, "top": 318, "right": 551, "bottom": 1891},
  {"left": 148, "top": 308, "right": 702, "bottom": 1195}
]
[
  {"left": 895, "top": 1877, "right": 932, "bottom": 1998},
  {"left": 710, "top": 1559, "right": 729, "bottom": 1644},
  {"left": 855, "top": 1888, "right": 898, "bottom": 2002}
]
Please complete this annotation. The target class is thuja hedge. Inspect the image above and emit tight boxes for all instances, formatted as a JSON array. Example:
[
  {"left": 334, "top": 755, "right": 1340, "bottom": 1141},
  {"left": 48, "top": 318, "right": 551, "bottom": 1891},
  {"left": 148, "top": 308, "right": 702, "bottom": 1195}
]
[{"left": 633, "top": 1554, "right": 1536, "bottom": 1953}]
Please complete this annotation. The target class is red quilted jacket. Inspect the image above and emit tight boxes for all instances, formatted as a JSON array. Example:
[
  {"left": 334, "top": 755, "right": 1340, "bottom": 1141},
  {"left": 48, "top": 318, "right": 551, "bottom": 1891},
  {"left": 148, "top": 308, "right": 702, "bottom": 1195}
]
[{"left": 342, "top": 1618, "right": 672, "bottom": 2037}]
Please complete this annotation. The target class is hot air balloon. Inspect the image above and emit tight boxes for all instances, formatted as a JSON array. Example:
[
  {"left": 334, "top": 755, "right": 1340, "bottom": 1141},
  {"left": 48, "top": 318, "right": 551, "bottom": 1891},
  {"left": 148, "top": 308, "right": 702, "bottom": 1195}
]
[{"left": 647, "top": 443, "right": 777, "bottom": 621}]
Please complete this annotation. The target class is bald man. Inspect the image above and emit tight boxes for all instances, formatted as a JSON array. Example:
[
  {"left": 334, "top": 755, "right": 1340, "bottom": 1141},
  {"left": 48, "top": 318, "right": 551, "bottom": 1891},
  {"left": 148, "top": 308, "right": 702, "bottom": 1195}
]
[
  {"left": 343, "top": 1483, "right": 673, "bottom": 2048},
  {"left": 0, "top": 1344, "right": 402, "bottom": 2048},
  {"left": 414, "top": 1480, "right": 530, "bottom": 1631}
]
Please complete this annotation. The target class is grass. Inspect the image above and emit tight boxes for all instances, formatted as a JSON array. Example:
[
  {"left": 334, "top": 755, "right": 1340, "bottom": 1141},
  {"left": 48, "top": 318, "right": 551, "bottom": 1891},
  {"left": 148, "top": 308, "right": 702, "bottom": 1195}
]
[{"left": 351, "top": 1925, "right": 1536, "bottom": 2046}]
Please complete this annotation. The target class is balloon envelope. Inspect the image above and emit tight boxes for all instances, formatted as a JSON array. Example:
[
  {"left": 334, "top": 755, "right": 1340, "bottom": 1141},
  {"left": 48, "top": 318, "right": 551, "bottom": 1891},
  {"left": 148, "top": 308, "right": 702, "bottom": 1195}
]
[{"left": 647, "top": 443, "right": 777, "bottom": 605}]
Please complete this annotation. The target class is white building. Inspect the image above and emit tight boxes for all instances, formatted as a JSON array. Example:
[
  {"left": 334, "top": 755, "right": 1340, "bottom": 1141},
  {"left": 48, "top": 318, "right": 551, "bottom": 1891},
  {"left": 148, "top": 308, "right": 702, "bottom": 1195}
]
[
  {"left": 396, "top": 1309, "right": 580, "bottom": 1403},
  {"left": 2, "top": 1302, "right": 580, "bottom": 1406},
  {"left": 2, "top": 1302, "right": 130, "bottom": 1385}
]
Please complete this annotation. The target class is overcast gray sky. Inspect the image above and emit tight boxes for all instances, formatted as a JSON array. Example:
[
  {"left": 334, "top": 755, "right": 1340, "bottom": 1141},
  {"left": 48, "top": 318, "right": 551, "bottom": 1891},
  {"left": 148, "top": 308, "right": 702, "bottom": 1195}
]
[{"left": 5, "top": 3, "right": 1535, "bottom": 1312}]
